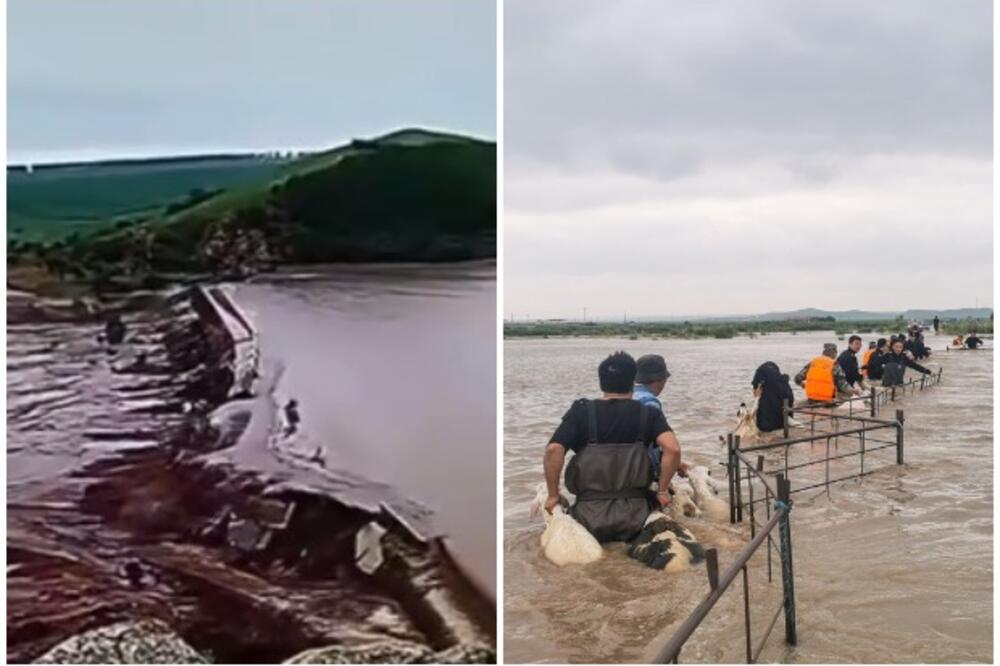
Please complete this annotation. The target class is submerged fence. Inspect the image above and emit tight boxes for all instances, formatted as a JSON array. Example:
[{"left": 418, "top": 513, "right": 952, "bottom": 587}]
[
  {"left": 654, "top": 368, "right": 943, "bottom": 663},
  {"left": 654, "top": 471, "right": 795, "bottom": 664}
]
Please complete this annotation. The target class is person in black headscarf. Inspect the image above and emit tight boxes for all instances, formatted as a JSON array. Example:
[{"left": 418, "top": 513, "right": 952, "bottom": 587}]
[{"left": 751, "top": 361, "right": 795, "bottom": 433}]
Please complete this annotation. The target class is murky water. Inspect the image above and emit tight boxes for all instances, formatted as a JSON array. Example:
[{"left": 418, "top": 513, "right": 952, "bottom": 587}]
[
  {"left": 503, "top": 332, "right": 992, "bottom": 663},
  {"left": 233, "top": 262, "right": 497, "bottom": 594},
  {"left": 7, "top": 262, "right": 496, "bottom": 662}
]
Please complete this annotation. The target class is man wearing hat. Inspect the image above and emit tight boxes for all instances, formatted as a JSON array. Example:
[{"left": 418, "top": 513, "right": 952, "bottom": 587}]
[
  {"left": 633, "top": 354, "right": 674, "bottom": 478},
  {"left": 633, "top": 354, "right": 670, "bottom": 413},
  {"left": 794, "top": 343, "right": 860, "bottom": 403}
]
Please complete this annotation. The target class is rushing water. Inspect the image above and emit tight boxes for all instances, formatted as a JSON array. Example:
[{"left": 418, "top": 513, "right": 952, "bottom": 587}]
[
  {"left": 233, "top": 262, "right": 497, "bottom": 594},
  {"left": 7, "top": 262, "right": 496, "bottom": 662},
  {"left": 503, "top": 332, "right": 992, "bottom": 664}
]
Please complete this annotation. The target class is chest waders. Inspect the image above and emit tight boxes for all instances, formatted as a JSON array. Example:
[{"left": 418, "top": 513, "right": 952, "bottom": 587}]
[{"left": 565, "top": 400, "right": 655, "bottom": 543}]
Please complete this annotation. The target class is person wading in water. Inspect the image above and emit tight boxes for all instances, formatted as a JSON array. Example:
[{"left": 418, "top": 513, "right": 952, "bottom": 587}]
[
  {"left": 795, "top": 343, "right": 859, "bottom": 403},
  {"left": 837, "top": 335, "right": 866, "bottom": 391},
  {"left": 542, "top": 351, "right": 688, "bottom": 543},
  {"left": 881, "top": 338, "right": 932, "bottom": 386},
  {"left": 752, "top": 361, "right": 795, "bottom": 434},
  {"left": 632, "top": 354, "right": 670, "bottom": 479}
]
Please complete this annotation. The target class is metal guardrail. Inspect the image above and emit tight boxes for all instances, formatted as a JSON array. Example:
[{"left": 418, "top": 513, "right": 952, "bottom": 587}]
[
  {"left": 654, "top": 471, "right": 795, "bottom": 664},
  {"left": 654, "top": 368, "right": 943, "bottom": 663},
  {"left": 820, "top": 366, "right": 942, "bottom": 419}
]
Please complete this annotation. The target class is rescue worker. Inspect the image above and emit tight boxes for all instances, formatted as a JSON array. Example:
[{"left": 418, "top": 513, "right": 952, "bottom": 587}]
[
  {"left": 543, "top": 351, "right": 687, "bottom": 543},
  {"left": 283, "top": 399, "right": 301, "bottom": 436},
  {"left": 861, "top": 340, "right": 877, "bottom": 379},
  {"left": 866, "top": 338, "right": 890, "bottom": 382},
  {"left": 633, "top": 354, "right": 669, "bottom": 477},
  {"left": 104, "top": 314, "right": 127, "bottom": 346},
  {"left": 882, "top": 338, "right": 932, "bottom": 386},
  {"left": 794, "top": 343, "right": 859, "bottom": 402},
  {"left": 836, "top": 335, "right": 865, "bottom": 390},
  {"left": 966, "top": 333, "right": 984, "bottom": 349},
  {"left": 751, "top": 361, "right": 794, "bottom": 433}
]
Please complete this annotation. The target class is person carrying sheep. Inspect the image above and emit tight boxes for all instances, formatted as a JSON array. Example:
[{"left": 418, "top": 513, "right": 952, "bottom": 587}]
[{"left": 542, "top": 351, "right": 688, "bottom": 543}]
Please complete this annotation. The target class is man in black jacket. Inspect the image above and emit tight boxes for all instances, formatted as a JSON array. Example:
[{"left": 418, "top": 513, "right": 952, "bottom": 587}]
[
  {"left": 837, "top": 335, "right": 865, "bottom": 390},
  {"left": 882, "top": 338, "right": 932, "bottom": 386},
  {"left": 866, "top": 338, "right": 890, "bottom": 381}
]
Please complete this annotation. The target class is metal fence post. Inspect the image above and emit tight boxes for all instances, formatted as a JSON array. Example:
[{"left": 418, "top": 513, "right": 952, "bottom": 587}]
[
  {"left": 705, "top": 548, "right": 719, "bottom": 590},
  {"left": 776, "top": 474, "right": 797, "bottom": 646},
  {"left": 896, "top": 409, "right": 905, "bottom": 465},
  {"left": 782, "top": 399, "right": 789, "bottom": 439},
  {"left": 727, "top": 433, "right": 737, "bottom": 524},
  {"left": 734, "top": 435, "right": 743, "bottom": 523},
  {"left": 869, "top": 385, "right": 876, "bottom": 417}
]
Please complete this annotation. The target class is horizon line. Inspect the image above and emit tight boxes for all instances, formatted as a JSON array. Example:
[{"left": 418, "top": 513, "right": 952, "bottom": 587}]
[{"left": 7, "top": 125, "right": 497, "bottom": 168}]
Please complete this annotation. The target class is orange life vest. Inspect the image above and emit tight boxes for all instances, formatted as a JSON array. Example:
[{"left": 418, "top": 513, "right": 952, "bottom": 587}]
[
  {"left": 861, "top": 349, "right": 875, "bottom": 378},
  {"left": 805, "top": 355, "right": 836, "bottom": 402}
]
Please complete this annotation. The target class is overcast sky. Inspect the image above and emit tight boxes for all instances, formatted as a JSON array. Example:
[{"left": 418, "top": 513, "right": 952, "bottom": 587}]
[
  {"left": 505, "top": 0, "right": 993, "bottom": 318},
  {"left": 8, "top": 0, "right": 495, "bottom": 164}
]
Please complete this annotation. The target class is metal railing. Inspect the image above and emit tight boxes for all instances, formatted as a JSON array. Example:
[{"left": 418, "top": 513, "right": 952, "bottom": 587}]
[
  {"left": 654, "top": 471, "right": 795, "bottom": 664},
  {"left": 734, "top": 408, "right": 905, "bottom": 505},
  {"left": 653, "top": 367, "right": 942, "bottom": 663},
  {"left": 823, "top": 366, "right": 942, "bottom": 419}
]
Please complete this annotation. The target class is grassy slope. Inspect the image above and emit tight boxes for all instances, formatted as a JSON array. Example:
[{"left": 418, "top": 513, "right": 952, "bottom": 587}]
[
  {"left": 10, "top": 128, "right": 496, "bottom": 288},
  {"left": 8, "top": 156, "right": 289, "bottom": 241}
]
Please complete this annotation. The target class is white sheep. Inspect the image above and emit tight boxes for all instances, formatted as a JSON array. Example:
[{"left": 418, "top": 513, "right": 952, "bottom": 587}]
[
  {"left": 528, "top": 483, "right": 603, "bottom": 566},
  {"left": 733, "top": 400, "right": 761, "bottom": 442},
  {"left": 686, "top": 465, "right": 730, "bottom": 522},
  {"left": 668, "top": 478, "right": 701, "bottom": 519}
]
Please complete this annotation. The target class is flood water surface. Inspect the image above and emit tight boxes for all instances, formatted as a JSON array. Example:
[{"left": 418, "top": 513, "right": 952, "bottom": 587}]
[
  {"left": 233, "top": 262, "right": 497, "bottom": 593},
  {"left": 504, "top": 333, "right": 992, "bottom": 663},
  {"left": 7, "top": 262, "right": 496, "bottom": 662}
]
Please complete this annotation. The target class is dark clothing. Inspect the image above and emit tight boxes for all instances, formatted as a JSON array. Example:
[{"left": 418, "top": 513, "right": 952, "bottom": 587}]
[
  {"left": 881, "top": 350, "right": 931, "bottom": 386},
  {"left": 752, "top": 362, "right": 794, "bottom": 433},
  {"left": 904, "top": 338, "right": 930, "bottom": 360},
  {"left": 867, "top": 350, "right": 887, "bottom": 381},
  {"left": 105, "top": 319, "right": 126, "bottom": 346},
  {"left": 551, "top": 398, "right": 671, "bottom": 454},
  {"left": 836, "top": 349, "right": 862, "bottom": 386},
  {"left": 933, "top": 317, "right": 940, "bottom": 333},
  {"left": 966, "top": 335, "right": 984, "bottom": 349},
  {"left": 553, "top": 399, "right": 667, "bottom": 543}
]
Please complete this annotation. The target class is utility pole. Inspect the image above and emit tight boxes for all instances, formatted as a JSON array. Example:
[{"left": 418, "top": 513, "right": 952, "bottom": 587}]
[{"left": 583, "top": 307, "right": 587, "bottom": 323}]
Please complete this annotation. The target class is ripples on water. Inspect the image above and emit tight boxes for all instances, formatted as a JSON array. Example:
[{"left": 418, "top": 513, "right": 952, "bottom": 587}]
[
  {"left": 236, "top": 261, "right": 497, "bottom": 595},
  {"left": 7, "top": 262, "right": 497, "bottom": 662},
  {"left": 504, "top": 333, "right": 992, "bottom": 663}
]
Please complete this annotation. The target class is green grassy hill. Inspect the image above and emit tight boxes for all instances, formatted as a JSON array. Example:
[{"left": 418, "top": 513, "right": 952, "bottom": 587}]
[
  {"left": 8, "top": 155, "right": 291, "bottom": 241},
  {"left": 8, "top": 128, "right": 496, "bottom": 292}
]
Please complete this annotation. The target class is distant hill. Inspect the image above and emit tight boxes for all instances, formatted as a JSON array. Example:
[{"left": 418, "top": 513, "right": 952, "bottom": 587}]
[
  {"left": 590, "top": 306, "right": 993, "bottom": 324},
  {"left": 753, "top": 307, "right": 993, "bottom": 321},
  {"left": 8, "top": 128, "right": 496, "bottom": 291}
]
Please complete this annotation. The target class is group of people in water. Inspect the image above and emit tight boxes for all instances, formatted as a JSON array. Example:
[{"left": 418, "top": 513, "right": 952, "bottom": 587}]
[{"left": 540, "top": 323, "right": 974, "bottom": 546}]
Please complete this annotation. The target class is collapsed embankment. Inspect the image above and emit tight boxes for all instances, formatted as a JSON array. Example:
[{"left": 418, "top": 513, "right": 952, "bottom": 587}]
[{"left": 7, "top": 285, "right": 494, "bottom": 663}]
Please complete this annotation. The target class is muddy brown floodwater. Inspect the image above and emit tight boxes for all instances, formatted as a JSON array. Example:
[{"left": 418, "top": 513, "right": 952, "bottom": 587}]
[
  {"left": 7, "top": 262, "right": 496, "bottom": 663},
  {"left": 232, "top": 262, "right": 497, "bottom": 594},
  {"left": 504, "top": 333, "right": 992, "bottom": 664}
]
